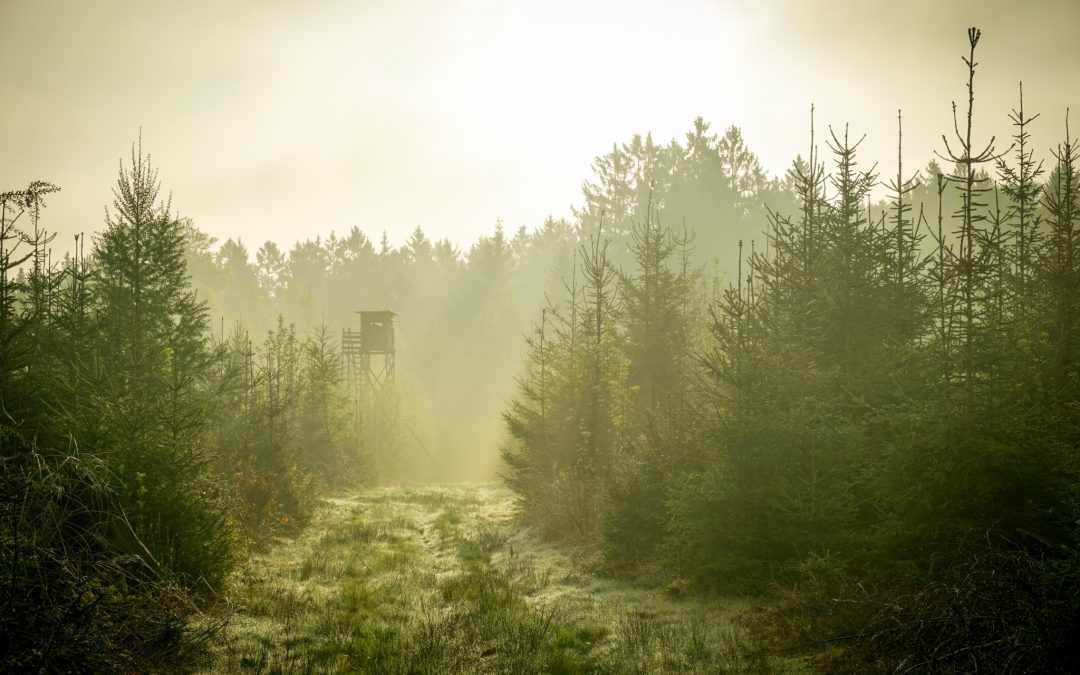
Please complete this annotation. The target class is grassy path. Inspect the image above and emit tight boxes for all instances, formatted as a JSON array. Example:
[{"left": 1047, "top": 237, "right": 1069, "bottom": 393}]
[{"left": 199, "top": 483, "right": 790, "bottom": 674}]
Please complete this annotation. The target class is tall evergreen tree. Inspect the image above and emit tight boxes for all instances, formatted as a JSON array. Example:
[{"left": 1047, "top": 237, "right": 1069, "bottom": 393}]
[{"left": 90, "top": 138, "right": 234, "bottom": 588}]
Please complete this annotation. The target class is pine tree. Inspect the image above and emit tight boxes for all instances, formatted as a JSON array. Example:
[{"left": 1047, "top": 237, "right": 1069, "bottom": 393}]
[
  {"left": 1040, "top": 115, "right": 1080, "bottom": 402},
  {"left": 90, "top": 138, "right": 234, "bottom": 589},
  {"left": 716, "top": 125, "right": 767, "bottom": 217},
  {"left": 0, "top": 181, "right": 59, "bottom": 419},
  {"left": 938, "top": 27, "right": 999, "bottom": 416},
  {"left": 619, "top": 205, "right": 693, "bottom": 418},
  {"left": 300, "top": 322, "right": 355, "bottom": 482},
  {"left": 996, "top": 83, "right": 1044, "bottom": 330}
]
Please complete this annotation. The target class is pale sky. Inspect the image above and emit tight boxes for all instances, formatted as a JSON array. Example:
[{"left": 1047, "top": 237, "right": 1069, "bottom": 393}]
[{"left": 2, "top": 0, "right": 1078, "bottom": 256}]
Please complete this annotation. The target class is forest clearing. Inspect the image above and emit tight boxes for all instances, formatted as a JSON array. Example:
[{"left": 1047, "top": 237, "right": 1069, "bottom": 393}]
[{"left": 199, "top": 484, "right": 787, "bottom": 674}]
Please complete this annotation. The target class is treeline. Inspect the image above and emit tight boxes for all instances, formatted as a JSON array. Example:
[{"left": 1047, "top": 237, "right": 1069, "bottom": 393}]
[
  {"left": 174, "top": 119, "right": 780, "bottom": 480},
  {"left": 182, "top": 216, "right": 576, "bottom": 480},
  {"left": 501, "top": 29, "right": 1080, "bottom": 671}
]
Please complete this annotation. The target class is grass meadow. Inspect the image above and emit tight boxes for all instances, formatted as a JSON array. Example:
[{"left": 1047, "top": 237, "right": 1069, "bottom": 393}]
[{"left": 197, "top": 484, "right": 796, "bottom": 674}]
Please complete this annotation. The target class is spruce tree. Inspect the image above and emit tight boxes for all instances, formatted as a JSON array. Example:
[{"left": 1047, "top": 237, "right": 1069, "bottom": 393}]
[{"left": 90, "top": 138, "right": 234, "bottom": 589}]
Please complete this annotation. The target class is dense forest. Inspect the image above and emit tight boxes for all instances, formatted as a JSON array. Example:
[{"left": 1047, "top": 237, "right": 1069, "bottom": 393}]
[
  {"left": 501, "top": 30, "right": 1080, "bottom": 671},
  {"left": 2, "top": 25, "right": 1078, "bottom": 673}
]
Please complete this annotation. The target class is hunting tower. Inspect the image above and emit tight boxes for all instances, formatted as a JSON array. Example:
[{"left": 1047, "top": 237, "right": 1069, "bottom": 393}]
[{"left": 343, "top": 310, "right": 396, "bottom": 393}]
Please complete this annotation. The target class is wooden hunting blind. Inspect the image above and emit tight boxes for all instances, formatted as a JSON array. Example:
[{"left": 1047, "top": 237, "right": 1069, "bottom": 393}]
[
  {"left": 360, "top": 311, "right": 395, "bottom": 353},
  {"left": 343, "top": 310, "right": 396, "bottom": 393}
]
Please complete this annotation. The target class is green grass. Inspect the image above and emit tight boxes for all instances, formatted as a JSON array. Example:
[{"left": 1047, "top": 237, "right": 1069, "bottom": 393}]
[{"left": 198, "top": 484, "right": 789, "bottom": 674}]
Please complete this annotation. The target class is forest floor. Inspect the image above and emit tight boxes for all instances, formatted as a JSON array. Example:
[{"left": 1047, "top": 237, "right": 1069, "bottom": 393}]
[{"left": 197, "top": 483, "right": 807, "bottom": 674}]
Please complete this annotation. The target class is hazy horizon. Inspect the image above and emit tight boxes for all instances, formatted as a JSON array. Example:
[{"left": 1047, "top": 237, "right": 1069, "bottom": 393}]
[{"left": 3, "top": 0, "right": 1078, "bottom": 256}]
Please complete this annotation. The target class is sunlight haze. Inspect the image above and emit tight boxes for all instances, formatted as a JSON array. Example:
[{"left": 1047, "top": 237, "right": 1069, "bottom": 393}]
[{"left": 2, "top": 0, "right": 1078, "bottom": 253}]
